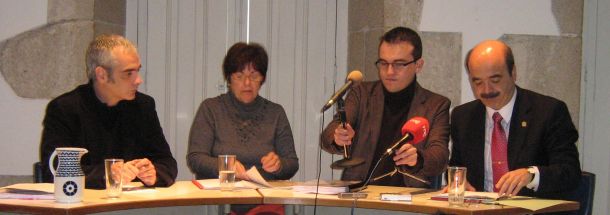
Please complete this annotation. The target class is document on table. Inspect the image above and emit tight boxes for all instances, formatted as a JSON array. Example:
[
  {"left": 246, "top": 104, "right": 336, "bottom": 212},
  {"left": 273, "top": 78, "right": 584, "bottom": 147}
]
[
  {"left": 496, "top": 199, "right": 572, "bottom": 211},
  {"left": 431, "top": 191, "right": 569, "bottom": 211},
  {"left": 193, "top": 167, "right": 274, "bottom": 190},
  {"left": 290, "top": 180, "right": 350, "bottom": 195},
  {"left": 0, "top": 183, "right": 54, "bottom": 200},
  {"left": 245, "top": 166, "right": 272, "bottom": 187},
  {"left": 195, "top": 179, "right": 263, "bottom": 190}
]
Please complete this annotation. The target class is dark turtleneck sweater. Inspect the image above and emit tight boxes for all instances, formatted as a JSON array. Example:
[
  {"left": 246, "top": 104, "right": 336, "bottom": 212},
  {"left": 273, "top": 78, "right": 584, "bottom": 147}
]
[{"left": 368, "top": 81, "right": 416, "bottom": 186}]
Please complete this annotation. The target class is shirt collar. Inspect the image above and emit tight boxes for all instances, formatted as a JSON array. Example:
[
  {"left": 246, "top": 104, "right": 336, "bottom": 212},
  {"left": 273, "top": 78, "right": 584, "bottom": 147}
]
[{"left": 485, "top": 89, "right": 517, "bottom": 124}]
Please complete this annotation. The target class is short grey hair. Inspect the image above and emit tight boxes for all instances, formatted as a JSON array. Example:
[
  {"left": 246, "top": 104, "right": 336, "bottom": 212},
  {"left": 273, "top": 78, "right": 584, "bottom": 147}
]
[{"left": 85, "top": 34, "right": 137, "bottom": 81}]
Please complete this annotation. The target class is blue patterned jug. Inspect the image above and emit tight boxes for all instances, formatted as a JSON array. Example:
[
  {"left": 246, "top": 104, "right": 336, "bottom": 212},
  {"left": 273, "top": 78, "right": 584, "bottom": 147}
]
[{"left": 48, "top": 147, "right": 88, "bottom": 203}]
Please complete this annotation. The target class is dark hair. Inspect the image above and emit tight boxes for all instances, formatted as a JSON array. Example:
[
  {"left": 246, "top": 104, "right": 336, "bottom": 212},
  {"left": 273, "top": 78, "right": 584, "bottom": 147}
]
[
  {"left": 464, "top": 43, "right": 515, "bottom": 76},
  {"left": 222, "top": 42, "right": 268, "bottom": 83},
  {"left": 379, "top": 27, "right": 423, "bottom": 60}
]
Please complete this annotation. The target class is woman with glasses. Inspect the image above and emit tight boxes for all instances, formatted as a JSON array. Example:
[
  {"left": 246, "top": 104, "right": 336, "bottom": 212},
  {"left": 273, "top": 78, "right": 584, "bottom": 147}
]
[{"left": 187, "top": 42, "right": 299, "bottom": 183}]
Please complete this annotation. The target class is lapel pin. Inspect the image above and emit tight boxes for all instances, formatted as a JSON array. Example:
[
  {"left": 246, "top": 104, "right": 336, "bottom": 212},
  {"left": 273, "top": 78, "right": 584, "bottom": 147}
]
[{"left": 521, "top": 121, "right": 527, "bottom": 127}]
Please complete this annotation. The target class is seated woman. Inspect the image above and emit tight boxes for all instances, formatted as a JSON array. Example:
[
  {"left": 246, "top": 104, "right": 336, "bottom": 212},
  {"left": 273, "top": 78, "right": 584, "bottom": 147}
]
[{"left": 187, "top": 42, "right": 299, "bottom": 183}]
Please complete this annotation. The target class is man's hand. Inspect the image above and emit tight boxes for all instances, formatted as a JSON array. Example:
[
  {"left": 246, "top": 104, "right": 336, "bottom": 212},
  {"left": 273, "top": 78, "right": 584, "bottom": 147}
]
[
  {"left": 234, "top": 160, "right": 250, "bottom": 181},
  {"left": 441, "top": 180, "right": 476, "bottom": 193},
  {"left": 496, "top": 168, "right": 533, "bottom": 197},
  {"left": 122, "top": 161, "right": 140, "bottom": 183},
  {"left": 333, "top": 123, "right": 355, "bottom": 146},
  {"left": 109, "top": 162, "right": 123, "bottom": 182},
  {"left": 393, "top": 143, "right": 418, "bottom": 166},
  {"left": 131, "top": 158, "right": 157, "bottom": 186},
  {"left": 261, "top": 151, "right": 281, "bottom": 173}
]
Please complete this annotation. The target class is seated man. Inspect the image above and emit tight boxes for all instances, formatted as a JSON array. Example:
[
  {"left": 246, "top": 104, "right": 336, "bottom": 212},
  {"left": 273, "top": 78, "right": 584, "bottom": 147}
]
[
  {"left": 450, "top": 40, "right": 581, "bottom": 199},
  {"left": 40, "top": 34, "right": 177, "bottom": 188},
  {"left": 321, "top": 27, "right": 450, "bottom": 187}
]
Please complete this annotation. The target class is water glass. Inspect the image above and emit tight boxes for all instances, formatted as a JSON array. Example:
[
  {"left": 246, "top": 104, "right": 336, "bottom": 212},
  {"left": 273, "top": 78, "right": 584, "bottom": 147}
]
[
  {"left": 448, "top": 166, "right": 467, "bottom": 206},
  {"left": 218, "top": 155, "right": 236, "bottom": 191},
  {"left": 105, "top": 159, "right": 124, "bottom": 198}
]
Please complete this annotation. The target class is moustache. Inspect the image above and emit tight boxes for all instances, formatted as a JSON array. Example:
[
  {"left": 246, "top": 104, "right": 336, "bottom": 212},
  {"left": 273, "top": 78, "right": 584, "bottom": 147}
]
[{"left": 480, "top": 92, "right": 500, "bottom": 99}]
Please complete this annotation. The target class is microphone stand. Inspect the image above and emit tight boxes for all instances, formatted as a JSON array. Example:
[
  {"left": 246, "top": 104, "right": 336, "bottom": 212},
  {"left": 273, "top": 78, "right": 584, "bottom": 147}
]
[
  {"left": 349, "top": 140, "right": 430, "bottom": 192},
  {"left": 330, "top": 98, "right": 364, "bottom": 169}
]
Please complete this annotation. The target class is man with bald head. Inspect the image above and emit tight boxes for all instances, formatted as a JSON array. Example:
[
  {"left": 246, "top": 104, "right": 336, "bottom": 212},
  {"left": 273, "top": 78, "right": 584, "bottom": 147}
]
[{"left": 449, "top": 40, "right": 581, "bottom": 199}]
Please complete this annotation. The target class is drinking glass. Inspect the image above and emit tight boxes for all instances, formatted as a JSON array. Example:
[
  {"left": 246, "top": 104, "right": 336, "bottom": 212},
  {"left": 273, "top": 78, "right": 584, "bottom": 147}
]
[
  {"left": 105, "top": 159, "right": 124, "bottom": 198},
  {"left": 218, "top": 155, "right": 236, "bottom": 191},
  {"left": 448, "top": 166, "right": 467, "bottom": 206}
]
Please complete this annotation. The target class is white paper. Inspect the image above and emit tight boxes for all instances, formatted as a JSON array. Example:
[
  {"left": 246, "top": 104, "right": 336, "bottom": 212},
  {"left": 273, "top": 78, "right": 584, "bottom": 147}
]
[
  {"left": 0, "top": 183, "right": 55, "bottom": 200},
  {"left": 195, "top": 179, "right": 261, "bottom": 190},
  {"left": 245, "top": 167, "right": 273, "bottom": 187},
  {"left": 292, "top": 185, "right": 347, "bottom": 195},
  {"left": 290, "top": 180, "right": 349, "bottom": 195},
  {"left": 434, "top": 191, "right": 499, "bottom": 199},
  {"left": 2, "top": 183, "right": 54, "bottom": 193}
]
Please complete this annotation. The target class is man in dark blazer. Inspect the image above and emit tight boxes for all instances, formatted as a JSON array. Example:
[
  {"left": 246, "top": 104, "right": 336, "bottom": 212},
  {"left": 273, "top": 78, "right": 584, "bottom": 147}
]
[
  {"left": 450, "top": 40, "right": 581, "bottom": 199},
  {"left": 321, "top": 27, "right": 450, "bottom": 188},
  {"left": 41, "top": 35, "right": 177, "bottom": 188}
]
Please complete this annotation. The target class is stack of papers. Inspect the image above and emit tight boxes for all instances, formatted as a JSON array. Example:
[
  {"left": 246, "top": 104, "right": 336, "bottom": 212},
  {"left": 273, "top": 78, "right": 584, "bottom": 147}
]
[
  {"left": 291, "top": 180, "right": 350, "bottom": 195},
  {"left": 430, "top": 191, "right": 569, "bottom": 211},
  {"left": 193, "top": 167, "right": 274, "bottom": 190},
  {"left": 292, "top": 185, "right": 347, "bottom": 195},
  {"left": 0, "top": 183, "right": 54, "bottom": 200},
  {"left": 194, "top": 179, "right": 262, "bottom": 190}
]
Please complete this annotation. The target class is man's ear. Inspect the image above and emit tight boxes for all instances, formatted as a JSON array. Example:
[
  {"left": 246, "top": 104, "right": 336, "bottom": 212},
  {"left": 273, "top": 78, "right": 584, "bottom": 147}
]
[
  {"left": 415, "top": 58, "right": 425, "bottom": 74},
  {"left": 95, "top": 66, "right": 107, "bottom": 83}
]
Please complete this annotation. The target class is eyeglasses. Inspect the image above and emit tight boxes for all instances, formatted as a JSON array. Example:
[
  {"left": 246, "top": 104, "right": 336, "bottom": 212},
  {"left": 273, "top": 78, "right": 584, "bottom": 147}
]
[
  {"left": 231, "top": 73, "right": 263, "bottom": 83},
  {"left": 375, "top": 59, "right": 418, "bottom": 71}
]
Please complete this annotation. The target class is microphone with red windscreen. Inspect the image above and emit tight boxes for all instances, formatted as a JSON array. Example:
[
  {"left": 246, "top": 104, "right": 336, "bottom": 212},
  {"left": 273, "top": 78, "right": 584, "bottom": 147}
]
[
  {"left": 385, "top": 117, "right": 429, "bottom": 156},
  {"left": 348, "top": 117, "right": 430, "bottom": 192}
]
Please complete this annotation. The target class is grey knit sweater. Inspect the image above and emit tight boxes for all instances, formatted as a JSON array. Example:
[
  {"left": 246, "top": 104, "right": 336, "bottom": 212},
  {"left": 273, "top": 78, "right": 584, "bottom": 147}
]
[{"left": 187, "top": 92, "right": 299, "bottom": 180}]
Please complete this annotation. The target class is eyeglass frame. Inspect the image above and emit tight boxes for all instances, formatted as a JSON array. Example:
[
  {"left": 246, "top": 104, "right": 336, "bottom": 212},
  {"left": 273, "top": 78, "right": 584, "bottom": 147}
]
[
  {"left": 230, "top": 72, "right": 264, "bottom": 83},
  {"left": 374, "top": 59, "right": 419, "bottom": 72}
]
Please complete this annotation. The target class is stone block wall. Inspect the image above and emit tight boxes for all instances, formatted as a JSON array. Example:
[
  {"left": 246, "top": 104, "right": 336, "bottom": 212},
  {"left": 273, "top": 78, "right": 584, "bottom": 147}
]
[
  {"left": 0, "top": 0, "right": 125, "bottom": 99},
  {"left": 0, "top": 0, "right": 125, "bottom": 184},
  {"left": 348, "top": 0, "right": 583, "bottom": 124}
]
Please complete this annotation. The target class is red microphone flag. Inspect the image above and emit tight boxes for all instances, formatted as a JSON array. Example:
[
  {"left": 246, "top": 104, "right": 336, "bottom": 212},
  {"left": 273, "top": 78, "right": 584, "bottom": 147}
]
[{"left": 401, "top": 117, "right": 429, "bottom": 145}]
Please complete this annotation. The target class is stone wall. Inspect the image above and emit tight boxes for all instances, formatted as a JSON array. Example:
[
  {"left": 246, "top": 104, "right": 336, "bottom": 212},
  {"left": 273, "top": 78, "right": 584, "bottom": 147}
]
[
  {"left": 0, "top": 0, "right": 125, "bottom": 99},
  {"left": 0, "top": 0, "right": 125, "bottom": 183},
  {"left": 348, "top": 0, "right": 583, "bottom": 124}
]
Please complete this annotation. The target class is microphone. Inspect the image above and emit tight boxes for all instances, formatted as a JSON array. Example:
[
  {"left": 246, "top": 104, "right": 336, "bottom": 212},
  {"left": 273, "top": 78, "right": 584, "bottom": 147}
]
[
  {"left": 348, "top": 117, "right": 430, "bottom": 192},
  {"left": 385, "top": 117, "right": 429, "bottom": 156},
  {"left": 320, "top": 70, "right": 364, "bottom": 112}
]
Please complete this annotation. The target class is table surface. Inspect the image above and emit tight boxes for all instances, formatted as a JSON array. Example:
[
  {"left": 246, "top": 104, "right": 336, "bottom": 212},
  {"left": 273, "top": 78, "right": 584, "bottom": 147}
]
[{"left": 0, "top": 181, "right": 579, "bottom": 215}]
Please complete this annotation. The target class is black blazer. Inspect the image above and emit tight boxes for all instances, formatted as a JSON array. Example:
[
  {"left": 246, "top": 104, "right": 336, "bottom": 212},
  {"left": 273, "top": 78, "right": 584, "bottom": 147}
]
[
  {"left": 449, "top": 87, "right": 581, "bottom": 199},
  {"left": 40, "top": 83, "right": 178, "bottom": 189}
]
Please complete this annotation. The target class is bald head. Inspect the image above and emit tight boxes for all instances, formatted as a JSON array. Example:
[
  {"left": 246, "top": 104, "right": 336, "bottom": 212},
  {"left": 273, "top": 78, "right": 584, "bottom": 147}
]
[
  {"left": 465, "top": 40, "right": 517, "bottom": 110},
  {"left": 465, "top": 40, "right": 514, "bottom": 76}
]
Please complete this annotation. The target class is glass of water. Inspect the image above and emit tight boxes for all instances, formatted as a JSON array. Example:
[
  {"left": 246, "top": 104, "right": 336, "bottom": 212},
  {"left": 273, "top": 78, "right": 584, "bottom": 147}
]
[
  {"left": 448, "top": 166, "right": 467, "bottom": 206},
  {"left": 104, "top": 158, "right": 124, "bottom": 198},
  {"left": 218, "top": 155, "right": 236, "bottom": 191}
]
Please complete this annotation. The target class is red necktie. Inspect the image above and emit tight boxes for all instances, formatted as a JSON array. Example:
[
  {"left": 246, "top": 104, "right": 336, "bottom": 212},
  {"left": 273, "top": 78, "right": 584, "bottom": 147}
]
[{"left": 492, "top": 112, "right": 509, "bottom": 192}]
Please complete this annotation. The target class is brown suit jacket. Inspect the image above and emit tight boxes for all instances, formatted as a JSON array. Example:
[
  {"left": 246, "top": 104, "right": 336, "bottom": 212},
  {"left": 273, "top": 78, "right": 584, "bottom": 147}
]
[{"left": 321, "top": 81, "right": 450, "bottom": 187}]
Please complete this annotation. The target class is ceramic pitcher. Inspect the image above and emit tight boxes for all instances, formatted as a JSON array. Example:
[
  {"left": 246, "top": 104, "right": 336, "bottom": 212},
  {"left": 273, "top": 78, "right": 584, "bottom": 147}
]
[{"left": 48, "top": 147, "right": 88, "bottom": 203}]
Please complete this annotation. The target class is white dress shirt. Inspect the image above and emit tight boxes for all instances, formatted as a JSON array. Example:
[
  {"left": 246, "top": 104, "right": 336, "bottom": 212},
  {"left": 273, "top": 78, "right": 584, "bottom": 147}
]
[{"left": 483, "top": 90, "right": 539, "bottom": 192}]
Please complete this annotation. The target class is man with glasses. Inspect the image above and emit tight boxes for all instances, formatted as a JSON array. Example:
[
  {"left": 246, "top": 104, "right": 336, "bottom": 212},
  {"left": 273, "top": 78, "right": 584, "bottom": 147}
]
[
  {"left": 321, "top": 27, "right": 450, "bottom": 187},
  {"left": 40, "top": 35, "right": 178, "bottom": 189},
  {"left": 449, "top": 40, "right": 581, "bottom": 199}
]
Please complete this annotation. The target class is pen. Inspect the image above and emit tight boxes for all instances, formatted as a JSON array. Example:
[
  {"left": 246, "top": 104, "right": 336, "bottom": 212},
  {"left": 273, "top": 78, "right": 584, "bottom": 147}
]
[{"left": 191, "top": 179, "right": 204, "bottom": 189}]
